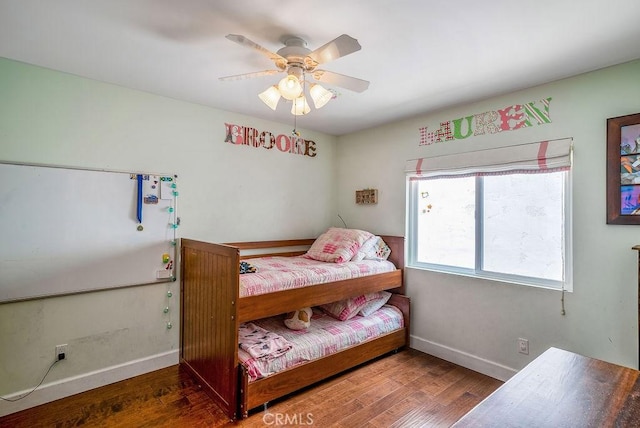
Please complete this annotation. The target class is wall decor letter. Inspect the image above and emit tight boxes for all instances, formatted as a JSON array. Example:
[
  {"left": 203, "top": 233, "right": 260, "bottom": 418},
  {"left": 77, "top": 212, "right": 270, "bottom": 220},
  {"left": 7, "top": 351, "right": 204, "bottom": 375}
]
[
  {"left": 305, "top": 140, "right": 317, "bottom": 157},
  {"left": 244, "top": 127, "right": 259, "bottom": 147},
  {"left": 473, "top": 111, "right": 500, "bottom": 136},
  {"left": 417, "top": 97, "right": 553, "bottom": 147},
  {"left": 224, "top": 123, "right": 244, "bottom": 145},
  {"left": 260, "top": 131, "right": 275, "bottom": 149},
  {"left": 524, "top": 97, "right": 553, "bottom": 125},
  {"left": 452, "top": 116, "right": 474, "bottom": 140},
  {"left": 223, "top": 124, "right": 318, "bottom": 158},
  {"left": 498, "top": 105, "right": 530, "bottom": 131},
  {"left": 275, "top": 134, "right": 291, "bottom": 152},
  {"left": 419, "top": 126, "right": 432, "bottom": 146}
]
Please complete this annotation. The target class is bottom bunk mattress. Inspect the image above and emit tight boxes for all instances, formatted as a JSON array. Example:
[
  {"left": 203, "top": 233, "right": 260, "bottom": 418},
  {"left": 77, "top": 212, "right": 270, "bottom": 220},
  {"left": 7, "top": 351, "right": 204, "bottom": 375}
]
[{"left": 239, "top": 305, "right": 404, "bottom": 382}]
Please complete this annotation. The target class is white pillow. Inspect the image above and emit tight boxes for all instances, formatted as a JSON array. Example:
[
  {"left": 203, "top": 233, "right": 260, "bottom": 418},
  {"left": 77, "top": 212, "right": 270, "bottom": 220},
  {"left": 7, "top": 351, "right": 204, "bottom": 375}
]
[
  {"left": 350, "top": 235, "right": 379, "bottom": 262},
  {"left": 358, "top": 291, "right": 392, "bottom": 316}
]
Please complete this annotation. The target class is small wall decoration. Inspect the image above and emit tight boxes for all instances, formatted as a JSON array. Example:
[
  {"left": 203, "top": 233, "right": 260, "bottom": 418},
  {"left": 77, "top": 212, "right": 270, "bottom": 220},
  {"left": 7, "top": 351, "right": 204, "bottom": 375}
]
[
  {"left": 224, "top": 122, "right": 317, "bottom": 158},
  {"left": 418, "top": 97, "right": 552, "bottom": 146},
  {"left": 607, "top": 112, "right": 640, "bottom": 224},
  {"left": 356, "top": 189, "right": 378, "bottom": 205}
]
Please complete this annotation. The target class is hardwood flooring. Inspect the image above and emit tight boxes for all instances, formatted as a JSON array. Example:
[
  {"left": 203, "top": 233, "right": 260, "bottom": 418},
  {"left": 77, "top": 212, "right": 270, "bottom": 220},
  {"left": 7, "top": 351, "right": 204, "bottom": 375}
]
[{"left": 0, "top": 349, "right": 502, "bottom": 427}]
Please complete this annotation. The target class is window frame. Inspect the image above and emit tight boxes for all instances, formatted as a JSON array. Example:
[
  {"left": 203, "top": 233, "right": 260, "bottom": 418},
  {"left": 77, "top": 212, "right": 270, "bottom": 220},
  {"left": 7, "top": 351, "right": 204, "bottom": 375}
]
[{"left": 407, "top": 169, "right": 573, "bottom": 291}]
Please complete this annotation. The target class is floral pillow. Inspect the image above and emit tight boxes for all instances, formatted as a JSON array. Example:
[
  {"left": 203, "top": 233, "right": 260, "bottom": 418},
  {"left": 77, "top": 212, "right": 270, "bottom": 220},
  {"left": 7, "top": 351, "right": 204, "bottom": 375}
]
[
  {"left": 305, "top": 227, "right": 373, "bottom": 263},
  {"left": 366, "top": 237, "right": 392, "bottom": 261},
  {"left": 351, "top": 236, "right": 392, "bottom": 262}
]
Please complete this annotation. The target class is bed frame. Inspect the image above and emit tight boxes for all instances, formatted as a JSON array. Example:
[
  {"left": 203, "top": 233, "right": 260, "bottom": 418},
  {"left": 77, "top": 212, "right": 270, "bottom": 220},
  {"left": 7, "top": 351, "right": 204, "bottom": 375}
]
[{"left": 180, "top": 235, "right": 408, "bottom": 420}]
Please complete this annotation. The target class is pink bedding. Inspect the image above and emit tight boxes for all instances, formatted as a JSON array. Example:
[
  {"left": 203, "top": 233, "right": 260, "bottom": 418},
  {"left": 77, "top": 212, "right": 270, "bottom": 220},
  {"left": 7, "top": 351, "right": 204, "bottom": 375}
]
[
  {"left": 238, "top": 305, "right": 404, "bottom": 382},
  {"left": 240, "top": 256, "right": 396, "bottom": 297}
]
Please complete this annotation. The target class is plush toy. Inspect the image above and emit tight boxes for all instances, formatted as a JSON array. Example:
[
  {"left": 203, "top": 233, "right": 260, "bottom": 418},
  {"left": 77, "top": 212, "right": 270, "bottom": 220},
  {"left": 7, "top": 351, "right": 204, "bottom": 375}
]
[{"left": 284, "top": 307, "right": 312, "bottom": 330}]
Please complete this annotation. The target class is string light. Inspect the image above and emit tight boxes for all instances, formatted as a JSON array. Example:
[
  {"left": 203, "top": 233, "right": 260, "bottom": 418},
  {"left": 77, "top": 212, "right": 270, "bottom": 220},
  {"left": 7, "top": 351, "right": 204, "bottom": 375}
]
[{"left": 163, "top": 175, "right": 178, "bottom": 331}]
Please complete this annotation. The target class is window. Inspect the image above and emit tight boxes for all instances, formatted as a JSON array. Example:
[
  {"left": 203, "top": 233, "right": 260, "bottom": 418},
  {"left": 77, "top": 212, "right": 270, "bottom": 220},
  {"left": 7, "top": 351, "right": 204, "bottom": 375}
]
[{"left": 406, "top": 139, "right": 572, "bottom": 290}]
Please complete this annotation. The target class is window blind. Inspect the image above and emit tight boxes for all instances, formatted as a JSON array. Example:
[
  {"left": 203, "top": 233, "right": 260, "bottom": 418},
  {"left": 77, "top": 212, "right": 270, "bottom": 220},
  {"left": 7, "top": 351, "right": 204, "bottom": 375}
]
[{"left": 405, "top": 137, "right": 573, "bottom": 179}]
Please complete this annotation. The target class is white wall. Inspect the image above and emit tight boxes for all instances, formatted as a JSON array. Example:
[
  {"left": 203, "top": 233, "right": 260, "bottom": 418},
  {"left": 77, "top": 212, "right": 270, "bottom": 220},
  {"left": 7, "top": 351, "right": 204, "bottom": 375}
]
[
  {"left": 336, "top": 59, "right": 640, "bottom": 380},
  {"left": 0, "top": 57, "right": 337, "bottom": 414}
]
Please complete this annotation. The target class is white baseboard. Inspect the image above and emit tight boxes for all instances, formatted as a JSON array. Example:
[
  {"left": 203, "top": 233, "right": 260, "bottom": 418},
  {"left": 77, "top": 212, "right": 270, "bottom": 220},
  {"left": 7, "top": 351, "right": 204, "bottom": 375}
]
[
  {"left": 0, "top": 349, "right": 179, "bottom": 417},
  {"left": 410, "top": 335, "right": 517, "bottom": 382}
]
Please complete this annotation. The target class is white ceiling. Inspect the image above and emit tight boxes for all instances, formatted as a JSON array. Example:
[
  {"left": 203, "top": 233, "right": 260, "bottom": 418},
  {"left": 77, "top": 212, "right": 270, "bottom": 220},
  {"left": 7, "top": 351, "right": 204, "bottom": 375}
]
[{"left": 1, "top": 0, "right": 640, "bottom": 136}]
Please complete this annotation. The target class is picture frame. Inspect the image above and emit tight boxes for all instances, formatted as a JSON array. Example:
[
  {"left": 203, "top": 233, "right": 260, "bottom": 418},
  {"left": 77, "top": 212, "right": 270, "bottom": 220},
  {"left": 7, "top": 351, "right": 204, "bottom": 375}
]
[{"left": 607, "top": 112, "right": 640, "bottom": 224}]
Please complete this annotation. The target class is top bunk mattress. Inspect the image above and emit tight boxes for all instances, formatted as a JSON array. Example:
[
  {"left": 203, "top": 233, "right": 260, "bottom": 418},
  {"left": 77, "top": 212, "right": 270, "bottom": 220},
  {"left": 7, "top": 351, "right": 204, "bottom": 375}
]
[{"left": 240, "top": 256, "right": 397, "bottom": 297}]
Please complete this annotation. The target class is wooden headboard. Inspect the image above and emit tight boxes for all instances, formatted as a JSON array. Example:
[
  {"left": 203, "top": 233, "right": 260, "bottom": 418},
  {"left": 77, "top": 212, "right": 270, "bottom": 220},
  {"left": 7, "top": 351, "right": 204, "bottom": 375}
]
[
  {"left": 378, "top": 235, "right": 405, "bottom": 270},
  {"left": 226, "top": 234, "right": 405, "bottom": 270}
]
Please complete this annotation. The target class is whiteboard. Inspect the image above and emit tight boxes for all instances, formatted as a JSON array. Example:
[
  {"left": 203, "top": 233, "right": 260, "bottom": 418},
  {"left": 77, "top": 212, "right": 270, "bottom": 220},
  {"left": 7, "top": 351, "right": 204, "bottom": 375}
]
[{"left": 0, "top": 162, "right": 178, "bottom": 302}]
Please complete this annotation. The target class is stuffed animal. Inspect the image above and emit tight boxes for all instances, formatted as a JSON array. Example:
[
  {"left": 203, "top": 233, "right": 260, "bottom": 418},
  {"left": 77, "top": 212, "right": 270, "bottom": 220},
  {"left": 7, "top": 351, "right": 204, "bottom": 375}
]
[{"left": 284, "top": 307, "right": 312, "bottom": 330}]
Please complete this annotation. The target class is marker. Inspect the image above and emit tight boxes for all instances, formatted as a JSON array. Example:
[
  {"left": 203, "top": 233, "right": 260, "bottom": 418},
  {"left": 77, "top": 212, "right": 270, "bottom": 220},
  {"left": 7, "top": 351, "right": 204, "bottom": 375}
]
[{"left": 137, "top": 174, "right": 143, "bottom": 225}]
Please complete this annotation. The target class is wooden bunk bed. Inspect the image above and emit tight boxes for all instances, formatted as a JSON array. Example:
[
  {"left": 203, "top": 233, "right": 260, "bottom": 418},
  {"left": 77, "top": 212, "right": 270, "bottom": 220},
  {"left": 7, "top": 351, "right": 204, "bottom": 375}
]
[{"left": 180, "top": 234, "right": 409, "bottom": 420}]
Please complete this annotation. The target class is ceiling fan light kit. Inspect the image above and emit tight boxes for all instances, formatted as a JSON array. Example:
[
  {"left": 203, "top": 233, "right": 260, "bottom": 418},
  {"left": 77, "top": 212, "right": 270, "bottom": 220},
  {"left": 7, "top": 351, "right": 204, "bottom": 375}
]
[
  {"left": 258, "top": 85, "right": 281, "bottom": 110},
  {"left": 221, "top": 33, "right": 369, "bottom": 116},
  {"left": 291, "top": 95, "right": 311, "bottom": 116},
  {"left": 309, "top": 83, "right": 333, "bottom": 109}
]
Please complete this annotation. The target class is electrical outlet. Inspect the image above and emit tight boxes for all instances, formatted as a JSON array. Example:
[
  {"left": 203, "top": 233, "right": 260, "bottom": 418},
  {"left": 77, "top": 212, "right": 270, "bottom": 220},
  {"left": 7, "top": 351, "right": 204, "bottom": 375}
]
[
  {"left": 55, "top": 344, "right": 68, "bottom": 360},
  {"left": 518, "top": 338, "right": 529, "bottom": 355}
]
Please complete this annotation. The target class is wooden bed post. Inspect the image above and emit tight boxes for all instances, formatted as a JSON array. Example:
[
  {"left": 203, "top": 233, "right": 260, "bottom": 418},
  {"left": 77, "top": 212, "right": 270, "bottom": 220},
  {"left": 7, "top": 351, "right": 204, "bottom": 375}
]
[{"left": 381, "top": 235, "right": 405, "bottom": 295}]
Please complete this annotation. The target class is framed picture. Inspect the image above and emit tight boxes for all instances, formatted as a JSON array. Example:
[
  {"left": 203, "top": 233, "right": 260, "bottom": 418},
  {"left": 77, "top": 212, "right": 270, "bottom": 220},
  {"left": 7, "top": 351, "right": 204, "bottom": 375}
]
[{"left": 607, "top": 112, "right": 640, "bottom": 224}]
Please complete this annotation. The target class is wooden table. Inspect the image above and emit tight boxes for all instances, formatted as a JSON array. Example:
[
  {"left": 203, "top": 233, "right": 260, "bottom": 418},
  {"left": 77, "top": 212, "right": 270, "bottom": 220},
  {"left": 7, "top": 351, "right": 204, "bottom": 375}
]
[{"left": 453, "top": 347, "right": 640, "bottom": 427}]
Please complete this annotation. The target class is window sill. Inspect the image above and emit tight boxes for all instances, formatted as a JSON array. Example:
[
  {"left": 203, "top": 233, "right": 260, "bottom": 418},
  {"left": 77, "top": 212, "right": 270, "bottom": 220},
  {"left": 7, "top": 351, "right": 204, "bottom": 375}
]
[{"left": 405, "top": 264, "right": 572, "bottom": 292}]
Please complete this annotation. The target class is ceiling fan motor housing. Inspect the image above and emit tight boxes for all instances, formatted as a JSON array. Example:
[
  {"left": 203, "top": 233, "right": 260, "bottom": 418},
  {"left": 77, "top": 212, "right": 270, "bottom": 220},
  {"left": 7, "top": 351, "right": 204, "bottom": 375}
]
[{"left": 277, "top": 37, "right": 318, "bottom": 74}]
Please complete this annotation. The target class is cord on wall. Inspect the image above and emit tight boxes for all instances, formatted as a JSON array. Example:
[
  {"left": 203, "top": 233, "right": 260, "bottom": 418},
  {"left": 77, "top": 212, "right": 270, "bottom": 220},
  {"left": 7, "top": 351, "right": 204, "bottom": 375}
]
[
  {"left": 337, "top": 214, "right": 348, "bottom": 228},
  {"left": 0, "top": 359, "right": 60, "bottom": 402}
]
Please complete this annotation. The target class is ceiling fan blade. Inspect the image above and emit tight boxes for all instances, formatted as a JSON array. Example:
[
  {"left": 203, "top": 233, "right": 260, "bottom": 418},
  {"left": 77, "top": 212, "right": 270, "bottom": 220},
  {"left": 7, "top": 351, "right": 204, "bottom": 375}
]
[
  {"left": 312, "top": 70, "right": 369, "bottom": 93},
  {"left": 219, "top": 70, "right": 281, "bottom": 81},
  {"left": 307, "top": 34, "right": 362, "bottom": 65},
  {"left": 225, "top": 34, "right": 287, "bottom": 68}
]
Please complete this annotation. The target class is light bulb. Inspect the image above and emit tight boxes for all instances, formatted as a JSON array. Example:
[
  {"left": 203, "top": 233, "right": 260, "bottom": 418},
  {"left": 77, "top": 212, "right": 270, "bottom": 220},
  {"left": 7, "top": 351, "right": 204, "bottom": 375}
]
[
  {"left": 278, "top": 75, "right": 302, "bottom": 100},
  {"left": 291, "top": 95, "right": 311, "bottom": 116},
  {"left": 309, "top": 84, "right": 333, "bottom": 109},
  {"left": 258, "top": 85, "right": 281, "bottom": 110}
]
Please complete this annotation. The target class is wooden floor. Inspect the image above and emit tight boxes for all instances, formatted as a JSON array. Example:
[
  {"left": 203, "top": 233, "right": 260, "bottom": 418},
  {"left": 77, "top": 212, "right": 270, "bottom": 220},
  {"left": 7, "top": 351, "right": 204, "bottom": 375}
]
[{"left": 0, "top": 349, "right": 502, "bottom": 427}]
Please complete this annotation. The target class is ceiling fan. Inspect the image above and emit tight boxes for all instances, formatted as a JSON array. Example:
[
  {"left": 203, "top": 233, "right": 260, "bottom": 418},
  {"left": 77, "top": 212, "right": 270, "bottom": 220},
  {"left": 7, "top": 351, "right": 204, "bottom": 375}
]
[{"left": 219, "top": 34, "right": 369, "bottom": 115}]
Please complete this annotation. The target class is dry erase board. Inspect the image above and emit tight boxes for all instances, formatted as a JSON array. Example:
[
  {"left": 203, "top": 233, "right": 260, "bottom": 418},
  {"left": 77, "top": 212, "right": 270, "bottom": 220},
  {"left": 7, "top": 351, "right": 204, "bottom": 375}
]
[{"left": 0, "top": 162, "right": 178, "bottom": 303}]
